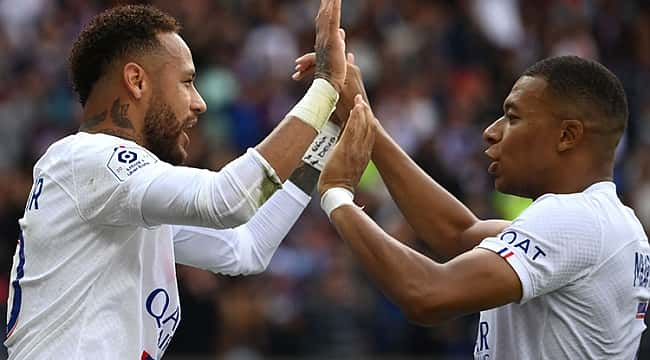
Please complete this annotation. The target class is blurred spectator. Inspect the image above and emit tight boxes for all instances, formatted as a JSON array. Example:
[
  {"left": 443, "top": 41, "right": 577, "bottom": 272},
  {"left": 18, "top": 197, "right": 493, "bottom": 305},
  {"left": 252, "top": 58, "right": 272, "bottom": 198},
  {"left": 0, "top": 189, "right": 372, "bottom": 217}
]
[{"left": 2, "top": 0, "right": 649, "bottom": 358}]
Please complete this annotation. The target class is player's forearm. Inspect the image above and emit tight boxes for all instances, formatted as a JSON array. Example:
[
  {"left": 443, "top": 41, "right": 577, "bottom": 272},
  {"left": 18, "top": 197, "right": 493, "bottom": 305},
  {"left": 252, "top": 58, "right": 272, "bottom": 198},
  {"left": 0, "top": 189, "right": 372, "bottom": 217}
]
[
  {"left": 173, "top": 180, "right": 311, "bottom": 275},
  {"left": 288, "top": 162, "right": 321, "bottom": 195},
  {"left": 257, "top": 79, "right": 339, "bottom": 182},
  {"left": 329, "top": 205, "right": 453, "bottom": 324},
  {"left": 371, "top": 125, "right": 480, "bottom": 261},
  {"left": 255, "top": 117, "right": 319, "bottom": 181}
]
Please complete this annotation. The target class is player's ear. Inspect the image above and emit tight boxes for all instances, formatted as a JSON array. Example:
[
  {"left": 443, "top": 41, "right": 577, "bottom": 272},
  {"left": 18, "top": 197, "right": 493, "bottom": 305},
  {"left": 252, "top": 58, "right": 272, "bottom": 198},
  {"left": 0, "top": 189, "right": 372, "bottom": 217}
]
[
  {"left": 557, "top": 119, "right": 584, "bottom": 152},
  {"left": 122, "top": 62, "right": 148, "bottom": 101}
]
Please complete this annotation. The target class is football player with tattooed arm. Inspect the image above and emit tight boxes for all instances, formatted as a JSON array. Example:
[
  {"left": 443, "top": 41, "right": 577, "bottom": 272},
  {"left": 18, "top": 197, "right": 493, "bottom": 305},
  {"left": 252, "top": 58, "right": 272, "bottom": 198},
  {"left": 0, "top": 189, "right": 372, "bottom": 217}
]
[
  {"left": 294, "top": 52, "right": 650, "bottom": 358},
  {"left": 4, "top": 1, "right": 357, "bottom": 359}
]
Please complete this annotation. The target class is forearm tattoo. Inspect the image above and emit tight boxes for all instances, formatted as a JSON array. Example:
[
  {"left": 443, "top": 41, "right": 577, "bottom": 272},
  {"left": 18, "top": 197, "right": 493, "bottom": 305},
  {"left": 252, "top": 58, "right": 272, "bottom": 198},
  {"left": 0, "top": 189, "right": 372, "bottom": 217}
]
[{"left": 314, "top": 45, "right": 332, "bottom": 81}]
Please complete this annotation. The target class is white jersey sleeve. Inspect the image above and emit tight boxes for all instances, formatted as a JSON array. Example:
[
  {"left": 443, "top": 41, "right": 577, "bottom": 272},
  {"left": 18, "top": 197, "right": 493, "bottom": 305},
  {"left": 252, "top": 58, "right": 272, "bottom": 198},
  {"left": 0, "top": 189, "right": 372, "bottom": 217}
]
[
  {"left": 477, "top": 193, "right": 603, "bottom": 303},
  {"left": 172, "top": 180, "right": 311, "bottom": 275},
  {"left": 71, "top": 133, "right": 281, "bottom": 229}
]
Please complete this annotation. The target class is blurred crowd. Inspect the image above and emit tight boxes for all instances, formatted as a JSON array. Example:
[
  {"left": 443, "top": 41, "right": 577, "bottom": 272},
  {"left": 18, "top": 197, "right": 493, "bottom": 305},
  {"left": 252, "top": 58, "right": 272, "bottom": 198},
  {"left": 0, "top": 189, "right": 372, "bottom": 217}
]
[{"left": 1, "top": 0, "right": 650, "bottom": 358}]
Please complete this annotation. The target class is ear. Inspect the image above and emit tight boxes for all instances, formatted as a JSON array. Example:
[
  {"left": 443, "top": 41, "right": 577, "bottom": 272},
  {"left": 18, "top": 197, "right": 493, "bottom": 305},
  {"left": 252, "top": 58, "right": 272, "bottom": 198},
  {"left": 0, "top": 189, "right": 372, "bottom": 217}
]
[
  {"left": 557, "top": 119, "right": 584, "bottom": 152},
  {"left": 122, "top": 62, "right": 148, "bottom": 101}
]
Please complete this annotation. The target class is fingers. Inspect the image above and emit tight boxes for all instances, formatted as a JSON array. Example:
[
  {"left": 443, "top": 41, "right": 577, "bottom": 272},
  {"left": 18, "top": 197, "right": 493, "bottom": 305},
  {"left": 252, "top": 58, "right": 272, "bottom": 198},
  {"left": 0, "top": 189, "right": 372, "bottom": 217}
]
[
  {"left": 292, "top": 67, "right": 314, "bottom": 80},
  {"left": 295, "top": 52, "right": 316, "bottom": 65},
  {"left": 362, "top": 96, "right": 375, "bottom": 144},
  {"left": 341, "top": 95, "right": 366, "bottom": 138},
  {"left": 332, "top": 0, "right": 341, "bottom": 29},
  {"left": 339, "top": 95, "right": 363, "bottom": 139},
  {"left": 347, "top": 52, "right": 355, "bottom": 65},
  {"left": 316, "top": 0, "right": 342, "bottom": 41},
  {"left": 293, "top": 53, "right": 316, "bottom": 80}
]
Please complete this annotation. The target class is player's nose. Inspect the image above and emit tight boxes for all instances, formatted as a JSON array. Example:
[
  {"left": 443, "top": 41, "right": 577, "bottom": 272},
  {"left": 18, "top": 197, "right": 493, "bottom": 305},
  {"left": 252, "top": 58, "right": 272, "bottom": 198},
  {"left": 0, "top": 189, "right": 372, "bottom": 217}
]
[
  {"left": 483, "top": 117, "right": 504, "bottom": 145},
  {"left": 191, "top": 88, "right": 207, "bottom": 115}
]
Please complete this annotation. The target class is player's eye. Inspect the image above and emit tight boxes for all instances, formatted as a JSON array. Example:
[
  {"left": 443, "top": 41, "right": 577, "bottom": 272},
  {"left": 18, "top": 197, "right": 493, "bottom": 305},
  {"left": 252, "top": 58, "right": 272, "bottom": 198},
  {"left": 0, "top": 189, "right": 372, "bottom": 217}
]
[{"left": 506, "top": 113, "right": 520, "bottom": 124}]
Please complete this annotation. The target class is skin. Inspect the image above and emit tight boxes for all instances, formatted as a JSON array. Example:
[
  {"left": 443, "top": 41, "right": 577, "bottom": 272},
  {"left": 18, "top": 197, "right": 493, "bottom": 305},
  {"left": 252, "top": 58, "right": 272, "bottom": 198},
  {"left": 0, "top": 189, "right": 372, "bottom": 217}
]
[
  {"left": 80, "top": 0, "right": 347, "bottom": 181},
  {"left": 80, "top": 32, "right": 206, "bottom": 165},
  {"left": 296, "top": 55, "right": 617, "bottom": 324}
]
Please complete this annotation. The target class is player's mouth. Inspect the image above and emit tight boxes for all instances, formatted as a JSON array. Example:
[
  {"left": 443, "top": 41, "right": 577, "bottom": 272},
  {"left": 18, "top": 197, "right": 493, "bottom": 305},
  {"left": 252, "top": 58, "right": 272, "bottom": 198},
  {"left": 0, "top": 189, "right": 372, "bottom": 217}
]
[
  {"left": 484, "top": 149, "right": 499, "bottom": 175},
  {"left": 180, "top": 119, "right": 198, "bottom": 147}
]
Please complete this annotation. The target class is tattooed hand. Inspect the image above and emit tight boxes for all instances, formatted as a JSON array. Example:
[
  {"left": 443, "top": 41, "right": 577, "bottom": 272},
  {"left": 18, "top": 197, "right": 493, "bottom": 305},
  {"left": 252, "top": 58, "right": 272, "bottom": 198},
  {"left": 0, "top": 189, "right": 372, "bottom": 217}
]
[
  {"left": 293, "top": 52, "right": 371, "bottom": 127},
  {"left": 313, "top": 0, "right": 346, "bottom": 92}
]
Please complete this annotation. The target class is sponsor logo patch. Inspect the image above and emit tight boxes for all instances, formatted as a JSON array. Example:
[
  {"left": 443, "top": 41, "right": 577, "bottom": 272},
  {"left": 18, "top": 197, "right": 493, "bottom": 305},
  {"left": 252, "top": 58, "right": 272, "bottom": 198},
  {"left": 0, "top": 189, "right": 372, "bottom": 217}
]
[{"left": 107, "top": 146, "right": 157, "bottom": 182}]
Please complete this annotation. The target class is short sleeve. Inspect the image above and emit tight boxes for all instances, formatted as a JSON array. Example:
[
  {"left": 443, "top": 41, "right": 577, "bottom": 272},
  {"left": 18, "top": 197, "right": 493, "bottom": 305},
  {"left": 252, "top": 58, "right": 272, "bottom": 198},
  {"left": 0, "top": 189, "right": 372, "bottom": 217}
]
[
  {"left": 477, "top": 194, "right": 603, "bottom": 303},
  {"left": 71, "top": 138, "right": 171, "bottom": 227}
]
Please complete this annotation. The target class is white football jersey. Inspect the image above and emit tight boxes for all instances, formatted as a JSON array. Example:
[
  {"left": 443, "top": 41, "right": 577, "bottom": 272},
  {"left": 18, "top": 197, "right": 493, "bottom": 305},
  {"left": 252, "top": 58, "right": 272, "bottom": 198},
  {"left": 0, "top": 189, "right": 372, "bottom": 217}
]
[
  {"left": 4, "top": 132, "right": 302, "bottom": 359},
  {"left": 475, "top": 182, "right": 650, "bottom": 359}
]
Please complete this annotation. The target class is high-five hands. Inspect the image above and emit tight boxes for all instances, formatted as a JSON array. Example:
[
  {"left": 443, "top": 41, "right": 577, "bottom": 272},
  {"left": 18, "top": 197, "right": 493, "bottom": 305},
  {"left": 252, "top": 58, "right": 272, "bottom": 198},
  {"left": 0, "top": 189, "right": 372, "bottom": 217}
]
[
  {"left": 313, "top": 0, "right": 347, "bottom": 93},
  {"left": 318, "top": 94, "right": 375, "bottom": 195},
  {"left": 293, "top": 52, "right": 371, "bottom": 127}
]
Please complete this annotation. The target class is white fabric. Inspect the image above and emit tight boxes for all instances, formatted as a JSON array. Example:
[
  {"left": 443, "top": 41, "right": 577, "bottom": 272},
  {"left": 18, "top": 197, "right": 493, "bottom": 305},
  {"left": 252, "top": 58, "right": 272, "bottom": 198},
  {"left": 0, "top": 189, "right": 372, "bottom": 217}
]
[
  {"left": 320, "top": 187, "right": 355, "bottom": 219},
  {"left": 3, "top": 132, "right": 298, "bottom": 359},
  {"left": 302, "top": 121, "right": 340, "bottom": 171},
  {"left": 173, "top": 180, "right": 310, "bottom": 275},
  {"left": 475, "top": 182, "right": 650, "bottom": 360},
  {"left": 140, "top": 147, "right": 281, "bottom": 229},
  {"left": 287, "top": 78, "right": 339, "bottom": 130}
]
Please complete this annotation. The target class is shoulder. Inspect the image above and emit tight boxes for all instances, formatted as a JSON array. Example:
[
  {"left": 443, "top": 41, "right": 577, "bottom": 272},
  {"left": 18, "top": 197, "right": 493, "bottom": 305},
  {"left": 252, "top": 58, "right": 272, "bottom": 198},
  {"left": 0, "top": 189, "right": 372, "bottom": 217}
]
[
  {"left": 510, "top": 191, "right": 603, "bottom": 248},
  {"left": 70, "top": 132, "right": 162, "bottom": 183}
]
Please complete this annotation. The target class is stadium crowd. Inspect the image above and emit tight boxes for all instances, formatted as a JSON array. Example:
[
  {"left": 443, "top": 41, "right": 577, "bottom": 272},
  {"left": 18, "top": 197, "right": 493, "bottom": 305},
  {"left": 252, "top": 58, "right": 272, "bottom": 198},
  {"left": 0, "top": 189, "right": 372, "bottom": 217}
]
[{"left": 1, "top": 0, "right": 649, "bottom": 358}]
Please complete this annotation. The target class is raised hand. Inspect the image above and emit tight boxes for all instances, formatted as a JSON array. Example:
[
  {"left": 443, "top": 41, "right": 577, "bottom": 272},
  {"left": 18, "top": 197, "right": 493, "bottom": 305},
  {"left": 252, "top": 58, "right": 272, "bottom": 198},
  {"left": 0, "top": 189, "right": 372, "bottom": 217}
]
[
  {"left": 313, "top": 0, "right": 347, "bottom": 92},
  {"left": 293, "top": 52, "right": 370, "bottom": 126},
  {"left": 318, "top": 94, "right": 375, "bottom": 195}
]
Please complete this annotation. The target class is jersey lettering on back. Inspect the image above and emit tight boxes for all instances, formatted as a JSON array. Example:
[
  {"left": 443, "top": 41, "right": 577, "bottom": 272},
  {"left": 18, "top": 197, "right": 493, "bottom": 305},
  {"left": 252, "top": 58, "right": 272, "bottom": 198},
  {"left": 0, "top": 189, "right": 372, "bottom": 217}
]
[{"left": 26, "top": 177, "right": 44, "bottom": 211}]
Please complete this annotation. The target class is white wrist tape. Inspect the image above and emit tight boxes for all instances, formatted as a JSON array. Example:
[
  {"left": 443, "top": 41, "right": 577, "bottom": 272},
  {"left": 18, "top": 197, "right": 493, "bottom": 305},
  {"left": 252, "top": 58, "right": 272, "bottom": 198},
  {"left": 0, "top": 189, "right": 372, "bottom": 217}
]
[
  {"left": 287, "top": 78, "right": 339, "bottom": 131},
  {"left": 302, "top": 122, "right": 341, "bottom": 171},
  {"left": 320, "top": 187, "right": 355, "bottom": 219}
]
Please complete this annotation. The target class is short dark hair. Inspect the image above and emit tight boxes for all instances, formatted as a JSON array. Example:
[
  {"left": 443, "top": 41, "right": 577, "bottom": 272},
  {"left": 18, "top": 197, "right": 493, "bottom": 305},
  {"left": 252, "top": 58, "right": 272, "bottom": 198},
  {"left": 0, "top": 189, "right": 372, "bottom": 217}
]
[
  {"left": 69, "top": 5, "right": 181, "bottom": 106},
  {"left": 522, "top": 55, "right": 628, "bottom": 135}
]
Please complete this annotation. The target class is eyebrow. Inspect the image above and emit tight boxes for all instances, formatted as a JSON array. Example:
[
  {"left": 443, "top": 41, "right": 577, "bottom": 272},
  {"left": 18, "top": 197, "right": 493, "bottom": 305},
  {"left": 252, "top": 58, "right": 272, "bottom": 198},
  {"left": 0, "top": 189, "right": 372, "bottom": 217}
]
[
  {"left": 184, "top": 69, "right": 196, "bottom": 79},
  {"left": 503, "top": 100, "right": 519, "bottom": 113}
]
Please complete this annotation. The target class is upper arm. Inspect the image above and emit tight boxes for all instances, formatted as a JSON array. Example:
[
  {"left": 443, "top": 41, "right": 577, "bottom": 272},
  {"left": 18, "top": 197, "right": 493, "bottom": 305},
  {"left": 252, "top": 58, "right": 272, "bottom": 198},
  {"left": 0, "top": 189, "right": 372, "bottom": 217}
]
[
  {"left": 73, "top": 143, "right": 170, "bottom": 227},
  {"left": 458, "top": 219, "right": 511, "bottom": 253},
  {"left": 410, "top": 248, "right": 522, "bottom": 324},
  {"left": 413, "top": 196, "right": 601, "bottom": 324}
]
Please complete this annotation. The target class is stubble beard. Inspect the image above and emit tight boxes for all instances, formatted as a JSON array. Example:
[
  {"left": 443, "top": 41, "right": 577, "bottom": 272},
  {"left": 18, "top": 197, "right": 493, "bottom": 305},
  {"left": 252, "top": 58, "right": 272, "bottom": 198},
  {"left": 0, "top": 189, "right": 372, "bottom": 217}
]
[{"left": 142, "top": 97, "right": 186, "bottom": 166}]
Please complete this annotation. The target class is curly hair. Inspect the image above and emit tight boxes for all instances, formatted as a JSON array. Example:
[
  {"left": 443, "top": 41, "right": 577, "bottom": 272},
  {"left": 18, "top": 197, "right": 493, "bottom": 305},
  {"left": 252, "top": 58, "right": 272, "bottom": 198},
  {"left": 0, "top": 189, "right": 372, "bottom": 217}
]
[{"left": 69, "top": 5, "right": 181, "bottom": 106}]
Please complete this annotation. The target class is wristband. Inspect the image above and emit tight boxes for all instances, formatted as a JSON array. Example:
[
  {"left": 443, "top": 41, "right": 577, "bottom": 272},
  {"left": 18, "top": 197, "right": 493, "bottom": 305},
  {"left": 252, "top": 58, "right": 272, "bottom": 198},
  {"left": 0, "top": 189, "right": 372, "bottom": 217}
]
[
  {"left": 320, "top": 187, "right": 355, "bottom": 219},
  {"left": 302, "top": 122, "right": 341, "bottom": 171},
  {"left": 287, "top": 79, "right": 339, "bottom": 131}
]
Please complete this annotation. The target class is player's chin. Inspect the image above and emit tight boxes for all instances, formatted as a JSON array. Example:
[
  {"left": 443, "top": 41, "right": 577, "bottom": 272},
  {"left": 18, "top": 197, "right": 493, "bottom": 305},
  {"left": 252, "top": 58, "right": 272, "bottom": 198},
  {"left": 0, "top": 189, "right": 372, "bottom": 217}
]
[{"left": 493, "top": 176, "right": 511, "bottom": 194}]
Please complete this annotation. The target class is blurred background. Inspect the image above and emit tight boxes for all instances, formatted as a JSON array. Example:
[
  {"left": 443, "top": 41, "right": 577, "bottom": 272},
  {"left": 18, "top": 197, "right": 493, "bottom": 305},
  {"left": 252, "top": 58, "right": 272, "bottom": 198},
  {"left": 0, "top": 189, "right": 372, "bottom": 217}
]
[{"left": 1, "top": 0, "right": 650, "bottom": 359}]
